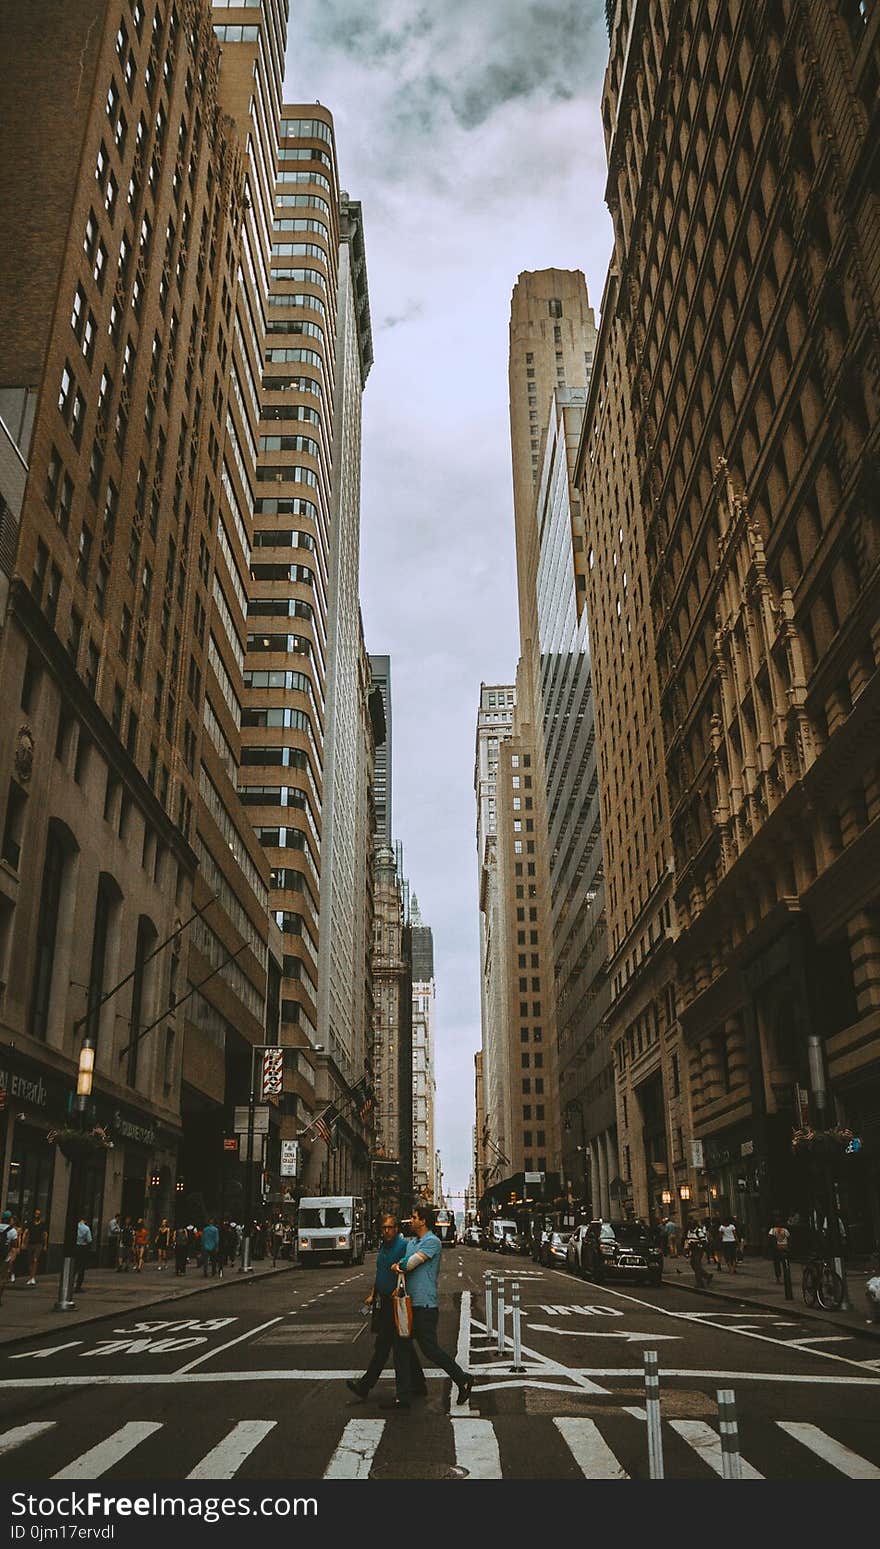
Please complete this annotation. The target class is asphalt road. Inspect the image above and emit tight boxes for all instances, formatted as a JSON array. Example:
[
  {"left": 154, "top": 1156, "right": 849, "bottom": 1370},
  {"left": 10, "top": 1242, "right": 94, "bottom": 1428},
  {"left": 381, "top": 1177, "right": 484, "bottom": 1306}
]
[{"left": 1, "top": 1248, "right": 878, "bottom": 1480}]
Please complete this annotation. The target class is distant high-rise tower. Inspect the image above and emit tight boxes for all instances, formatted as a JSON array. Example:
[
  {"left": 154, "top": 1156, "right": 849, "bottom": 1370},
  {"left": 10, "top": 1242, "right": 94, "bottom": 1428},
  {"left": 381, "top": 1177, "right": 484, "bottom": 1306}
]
[
  {"left": 410, "top": 894, "right": 436, "bottom": 1200},
  {"left": 369, "top": 654, "right": 392, "bottom": 845}
]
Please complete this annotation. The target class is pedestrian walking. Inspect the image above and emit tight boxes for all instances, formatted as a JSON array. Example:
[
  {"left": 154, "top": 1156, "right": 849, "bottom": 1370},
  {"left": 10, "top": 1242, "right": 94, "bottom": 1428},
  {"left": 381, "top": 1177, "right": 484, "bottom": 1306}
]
[
  {"left": 388, "top": 1203, "right": 473, "bottom": 1412},
  {"left": 719, "top": 1217, "right": 740, "bottom": 1272},
  {"left": 174, "top": 1224, "right": 189, "bottom": 1276},
  {"left": 708, "top": 1217, "right": 723, "bottom": 1268},
  {"left": 118, "top": 1217, "right": 134, "bottom": 1271},
  {"left": 270, "top": 1216, "right": 285, "bottom": 1266},
  {"left": 768, "top": 1221, "right": 791, "bottom": 1284},
  {"left": 74, "top": 1216, "right": 93, "bottom": 1291},
  {"left": 0, "top": 1209, "right": 19, "bottom": 1305},
  {"left": 134, "top": 1219, "right": 148, "bottom": 1271},
  {"left": 865, "top": 1256, "right": 880, "bottom": 1325},
  {"left": 202, "top": 1219, "right": 220, "bottom": 1276},
  {"left": 155, "top": 1219, "right": 172, "bottom": 1269},
  {"left": 663, "top": 1216, "right": 679, "bottom": 1258},
  {"left": 24, "top": 1209, "right": 49, "bottom": 1286},
  {"left": 684, "top": 1219, "right": 713, "bottom": 1288},
  {"left": 346, "top": 1215, "right": 427, "bottom": 1405},
  {"left": 107, "top": 1214, "right": 121, "bottom": 1270}
]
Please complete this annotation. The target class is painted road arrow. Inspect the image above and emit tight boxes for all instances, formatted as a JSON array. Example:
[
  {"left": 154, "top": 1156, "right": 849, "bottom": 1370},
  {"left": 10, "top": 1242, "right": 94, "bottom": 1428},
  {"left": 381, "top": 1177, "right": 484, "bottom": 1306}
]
[{"left": 528, "top": 1324, "right": 682, "bottom": 1341}]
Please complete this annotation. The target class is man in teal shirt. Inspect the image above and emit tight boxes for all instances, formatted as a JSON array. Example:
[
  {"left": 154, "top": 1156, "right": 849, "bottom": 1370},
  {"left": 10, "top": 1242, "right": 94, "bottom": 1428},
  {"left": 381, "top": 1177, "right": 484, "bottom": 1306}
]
[
  {"left": 389, "top": 1203, "right": 473, "bottom": 1411},
  {"left": 201, "top": 1219, "right": 220, "bottom": 1276},
  {"left": 346, "top": 1215, "right": 426, "bottom": 1402}
]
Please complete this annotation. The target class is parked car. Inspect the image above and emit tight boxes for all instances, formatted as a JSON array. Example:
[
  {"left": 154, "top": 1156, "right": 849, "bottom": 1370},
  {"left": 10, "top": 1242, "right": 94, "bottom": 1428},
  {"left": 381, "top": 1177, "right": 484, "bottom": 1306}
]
[
  {"left": 577, "top": 1220, "right": 663, "bottom": 1285},
  {"left": 464, "top": 1225, "right": 482, "bottom": 1248},
  {"left": 539, "top": 1228, "right": 573, "bottom": 1268}
]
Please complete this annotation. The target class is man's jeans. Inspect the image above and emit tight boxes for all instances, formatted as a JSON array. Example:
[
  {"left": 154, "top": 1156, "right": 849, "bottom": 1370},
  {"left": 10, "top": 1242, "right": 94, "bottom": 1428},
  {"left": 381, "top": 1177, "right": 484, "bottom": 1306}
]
[
  {"left": 394, "top": 1306, "right": 467, "bottom": 1402},
  {"left": 362, "top": 1298, "right": 425, "bottom": 1392},
  {"left": 203, "top": 1250, "right": 217, "bottom": 1276}
]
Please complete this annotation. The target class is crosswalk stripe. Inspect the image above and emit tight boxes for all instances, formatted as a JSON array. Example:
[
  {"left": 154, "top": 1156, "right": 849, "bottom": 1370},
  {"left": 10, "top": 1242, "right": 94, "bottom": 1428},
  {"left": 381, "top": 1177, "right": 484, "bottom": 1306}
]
[
  {"left": 452, "top": 1418, "right": 502, "bottom": 1479},
  {"left": 53, "top": 1422, "right": 163, "bottom": 1479},
  {"left": 0, "top": 1422, "right": 57, "bottom": 1457},
  {"left": 186, "top": 1421, "right": 277, "bottom": 1479},
  {"left": 323, "top": 1420, "right": 384, "bottom": 1479},
  {"left": 775, "top": 1422, "right": 880, "bottom": 1479},
  {"left": 669, "top": 1420, "right": 764, "bottom": 1479},
  {"left": 553, "top": 1418, "right": 628, "bottom": 1479}
]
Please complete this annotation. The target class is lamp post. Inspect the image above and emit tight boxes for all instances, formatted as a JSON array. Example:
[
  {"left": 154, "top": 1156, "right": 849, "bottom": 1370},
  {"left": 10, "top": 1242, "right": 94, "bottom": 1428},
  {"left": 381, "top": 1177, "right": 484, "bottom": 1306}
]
[
  {"left": 54, "top": 1034, "right": 96, "bottom": 1311},
  {"left": 564, "top": 1098, "right": 588, "bottom": 1210}
]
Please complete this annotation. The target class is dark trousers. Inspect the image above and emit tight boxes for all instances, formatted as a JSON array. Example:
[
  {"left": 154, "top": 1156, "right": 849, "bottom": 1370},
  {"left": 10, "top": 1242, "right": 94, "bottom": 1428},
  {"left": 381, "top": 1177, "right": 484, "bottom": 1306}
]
[
  {"left": 74, "top": 1246, "right": 90, "bottom": 1290},
  {"left": 203, "top": 1250, "right": 217, "bottom": 1276},
  {"left": 689, "top": 1246, "right": 712, "bottom": 1287},
  {"left": 362, "top": 1299, "right": 425, "bottom": 1393},
  {"left": 394, "top": 1306, "right": 466, "bottom": 1401}
]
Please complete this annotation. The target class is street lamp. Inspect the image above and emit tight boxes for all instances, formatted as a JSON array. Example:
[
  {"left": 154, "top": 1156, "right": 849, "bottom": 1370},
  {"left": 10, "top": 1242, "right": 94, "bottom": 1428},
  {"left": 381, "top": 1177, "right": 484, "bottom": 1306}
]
[
  {"left": 679, "top": 1184, "right": 691, "bottom": 1203},
  {"left": 564, "top": 1098, "right": 589, "bottom": 1209},
  {"left": 54, "top": 1035, "right": 96, "bottom": 1311},
  {"left": 660, "top": 1188, "right": 673, "bottom": 1207}
]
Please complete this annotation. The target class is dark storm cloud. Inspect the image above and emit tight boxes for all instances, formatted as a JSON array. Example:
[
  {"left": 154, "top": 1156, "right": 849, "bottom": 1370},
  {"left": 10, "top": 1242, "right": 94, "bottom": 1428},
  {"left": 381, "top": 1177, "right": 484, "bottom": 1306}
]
[{"left": 295, "top": 0, "right": 607, "bottom": 151}]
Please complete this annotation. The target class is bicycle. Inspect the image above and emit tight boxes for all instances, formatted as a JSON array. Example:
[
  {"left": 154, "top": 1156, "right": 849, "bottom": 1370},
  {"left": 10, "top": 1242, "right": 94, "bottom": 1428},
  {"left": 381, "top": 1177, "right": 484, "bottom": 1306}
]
[{"left": 801, "top": 1255, "right": 844, "bottom": 1310}]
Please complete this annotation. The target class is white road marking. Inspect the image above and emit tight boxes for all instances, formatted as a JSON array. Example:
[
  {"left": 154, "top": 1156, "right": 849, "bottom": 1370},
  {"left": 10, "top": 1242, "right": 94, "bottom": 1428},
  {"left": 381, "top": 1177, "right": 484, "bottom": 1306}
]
[
  {"left": 186, "top": 1421, "right": 276, "bottom": 1479},
  {"left": 554, "top": 1417, "right": 628, "bottom": 1479},
  {"left": 544, "top": 1268, "right": 878, "bottom": 1373},
  {"left": 175, "top": 1317, "right": 285, "bottom": 1373},
  {"left": 9, "top": 1342, "right": 84, "bottom": 1360},
  {"left": 785, "top": 1336, "right": 853, "bottom": 1347},
  {"left": 324, "top": 1419, "right": 384, "bottom": 1479},
  {"left": 53, "top": 1422, "right": 163, "bottom": 1479},
  {"left": 452, "top": 1417, "right": 502, "bottom": 1478},
  {"left": 0, "top": 1422, "right": 56, "bottom": 1456},
  {"left": 669, "top": 1420, "right": 764, "bottom": 1479},
  {"left": 529, "top": 1325, "right": 681, "bottom": 1342},
  {"left": 451, "top": 1290, "right": 471, "bottom": 1410},
  {"left": 469, "top": 1314, "right": 610, "bottom": 1395},
  {"left": 776, "top": 1422, "right": 880, "bottom": 1479},
  {"left": 4, "top": 1366, "right": 879, "bottom": 1389}
]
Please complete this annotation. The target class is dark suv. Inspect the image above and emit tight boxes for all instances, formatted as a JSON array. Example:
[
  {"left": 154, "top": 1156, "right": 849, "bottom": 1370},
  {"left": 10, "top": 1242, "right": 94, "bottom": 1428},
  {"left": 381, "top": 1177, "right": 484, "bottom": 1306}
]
[{"left": 580, "top": 1221, "right": 663, "bottom": 1285}]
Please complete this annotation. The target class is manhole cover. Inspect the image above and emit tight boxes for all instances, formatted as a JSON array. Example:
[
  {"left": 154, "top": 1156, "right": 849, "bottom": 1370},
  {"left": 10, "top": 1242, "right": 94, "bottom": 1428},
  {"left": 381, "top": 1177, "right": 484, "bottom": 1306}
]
[
  {"left": 256, "top": 1323, "right": 362, "bottom": 1345},
  {"left": 370, "top": 1461, "right": 468, "bottom": 1480}
]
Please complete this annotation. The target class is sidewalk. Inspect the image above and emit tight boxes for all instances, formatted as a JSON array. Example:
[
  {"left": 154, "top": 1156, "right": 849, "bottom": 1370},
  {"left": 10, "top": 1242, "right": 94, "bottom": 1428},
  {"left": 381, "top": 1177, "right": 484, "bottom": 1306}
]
[
  {"left": 0, "top": 1257, "right": 296, "bottom": 1349},
  {"left": 662, "top": 1249, "right": 880, "bottom": 1340}
]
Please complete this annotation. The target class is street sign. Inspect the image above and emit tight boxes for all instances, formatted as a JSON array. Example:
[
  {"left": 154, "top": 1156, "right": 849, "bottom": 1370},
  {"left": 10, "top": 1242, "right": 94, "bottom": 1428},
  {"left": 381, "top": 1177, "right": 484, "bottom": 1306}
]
[
  {"left": 223, "top": 1137, "right": 238, "bottom": 1153},
  {"left": 524, "top": 1171, "right": 544, "bottom": 1183},
  {"left": 280, "top": 1139, "right": 300, "bottom": 1177},
  {"left": 691, "top": 1139, "right": 705, "bottom": 1169},
  {"left": 234, "top": 1105, "right": 269, "bottom": 1134}
]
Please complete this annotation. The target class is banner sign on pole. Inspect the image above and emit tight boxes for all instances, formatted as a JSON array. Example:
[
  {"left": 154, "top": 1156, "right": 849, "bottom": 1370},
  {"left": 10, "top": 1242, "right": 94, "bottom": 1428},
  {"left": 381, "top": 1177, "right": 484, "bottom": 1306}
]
[
  {"left": 239, "top": 1133, "right": 266, "bottom": 1164},
  {"left": 234, "top": 1105, "right": 270, "bottom": 1134},
  {"left": 261, "top": 1048, "right": 283, "bottom": 1098}
]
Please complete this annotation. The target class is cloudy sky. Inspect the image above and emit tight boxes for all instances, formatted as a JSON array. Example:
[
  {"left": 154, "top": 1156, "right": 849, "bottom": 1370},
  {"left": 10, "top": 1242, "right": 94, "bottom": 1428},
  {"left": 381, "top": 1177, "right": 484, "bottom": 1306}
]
[{"left": 283, "top": 1, "right": 614, "bottom": 1203}]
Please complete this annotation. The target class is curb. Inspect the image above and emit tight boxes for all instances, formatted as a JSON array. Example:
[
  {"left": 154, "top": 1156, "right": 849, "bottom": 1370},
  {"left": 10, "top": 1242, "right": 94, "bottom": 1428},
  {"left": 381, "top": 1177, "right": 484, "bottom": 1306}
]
[{"left": 0, "top": 1262, "right": 299, "bottom": 1354}]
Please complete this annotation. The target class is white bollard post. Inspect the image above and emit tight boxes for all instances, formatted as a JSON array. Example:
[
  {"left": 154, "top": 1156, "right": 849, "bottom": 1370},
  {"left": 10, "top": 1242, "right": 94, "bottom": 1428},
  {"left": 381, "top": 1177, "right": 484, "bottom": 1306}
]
[
  {"left": 644, "top": 1350, "right": 664, "bottom": 1480},
  {"left": 484, "top": 1270, "right": 494, "bottom": 1338},
  {"left": 717, "top": 1389, "right": 743, "bottom": 1480},
  {"left": 510, "top": 1281, "right": 526, "bottom": 1372},
  {"left": 496, "top": 1276, "right": 506, "bottom": 1354}
]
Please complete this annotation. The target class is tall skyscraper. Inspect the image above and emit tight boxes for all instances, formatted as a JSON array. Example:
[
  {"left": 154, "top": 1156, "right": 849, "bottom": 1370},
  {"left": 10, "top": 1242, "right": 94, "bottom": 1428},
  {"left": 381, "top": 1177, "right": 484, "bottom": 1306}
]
[
  {"left": 0, "top": 0, "right": 284, "bottom": 1234},
  {"left": 410, "top": 895, "right": 436, "bottom": 1200},
  {"left": 370, "top": 841, "right": 411, "bottom": 1221},
  {"left": 369, "top": 654, "right": 392, "bottom": 845},
  {"left": 581, "top": 0, "right": 880, "bottom": 1236},
  {"left": 474, "top": 683, "right": 516, "bottom": 1181}
]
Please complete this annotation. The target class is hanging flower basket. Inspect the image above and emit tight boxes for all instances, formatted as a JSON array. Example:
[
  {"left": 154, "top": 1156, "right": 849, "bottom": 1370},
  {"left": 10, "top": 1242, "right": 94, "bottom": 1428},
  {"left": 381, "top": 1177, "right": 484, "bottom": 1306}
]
[
  {"left": 47, "top": 1126, "right": 114, "bottom": 1161},
  {"left": 791, "top": 1125, "right": 853, "bottom": 1160}
]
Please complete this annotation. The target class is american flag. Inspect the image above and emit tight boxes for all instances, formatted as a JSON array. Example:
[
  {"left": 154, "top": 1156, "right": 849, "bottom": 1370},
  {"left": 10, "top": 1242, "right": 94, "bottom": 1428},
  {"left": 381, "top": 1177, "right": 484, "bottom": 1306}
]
[{"left": 311, "top": 1104, "right": 337, "bottom": 1147}]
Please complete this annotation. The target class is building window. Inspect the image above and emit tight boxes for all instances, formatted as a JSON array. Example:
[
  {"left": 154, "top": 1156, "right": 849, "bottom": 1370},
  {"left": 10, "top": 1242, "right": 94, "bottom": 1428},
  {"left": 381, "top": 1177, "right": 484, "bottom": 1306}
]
[
  {"left": 1, "top": 782, "right": 27, "bottom": 871},
  {"left": 29, "top": 826, "right": 69, "bottom": 1039}
]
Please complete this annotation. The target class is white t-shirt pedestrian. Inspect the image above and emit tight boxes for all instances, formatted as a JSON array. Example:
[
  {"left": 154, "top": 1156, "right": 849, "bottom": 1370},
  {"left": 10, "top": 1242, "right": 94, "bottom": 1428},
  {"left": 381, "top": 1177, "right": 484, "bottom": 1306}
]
[{"left": 719, "top": 1223, "right": 738, "bottom": 1244}]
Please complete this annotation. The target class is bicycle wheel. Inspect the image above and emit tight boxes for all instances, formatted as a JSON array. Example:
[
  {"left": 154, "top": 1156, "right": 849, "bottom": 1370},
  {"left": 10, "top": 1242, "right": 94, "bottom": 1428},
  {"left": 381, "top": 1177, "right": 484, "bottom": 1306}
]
[
  {"left": 816, "top": 1264, "right": 844, "bottom": 1311},
  {"left": 802, "top": 1263, "right": 818, "bottom": 1306}
]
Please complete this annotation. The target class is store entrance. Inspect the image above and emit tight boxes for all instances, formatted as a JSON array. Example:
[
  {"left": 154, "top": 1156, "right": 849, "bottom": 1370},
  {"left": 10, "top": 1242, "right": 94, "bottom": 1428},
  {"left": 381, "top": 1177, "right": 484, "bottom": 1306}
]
[{"left": 6, "top": 1124, "right": 54, "bottom": 1232}]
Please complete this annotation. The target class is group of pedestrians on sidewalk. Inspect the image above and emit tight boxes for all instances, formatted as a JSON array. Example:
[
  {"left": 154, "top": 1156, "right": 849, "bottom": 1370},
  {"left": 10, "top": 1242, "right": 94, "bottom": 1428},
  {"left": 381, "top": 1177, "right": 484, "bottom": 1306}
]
[{"left": 347, "top": 1204, "right": 472, "bottom": 1412}]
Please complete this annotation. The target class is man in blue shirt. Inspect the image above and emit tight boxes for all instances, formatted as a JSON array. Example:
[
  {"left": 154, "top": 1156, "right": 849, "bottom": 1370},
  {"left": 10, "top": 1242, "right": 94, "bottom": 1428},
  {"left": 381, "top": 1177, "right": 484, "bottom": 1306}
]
[
  {"left": 74, "top": 1216, "right": 93, "bottom": 1291},
  {"left": 346, "top": 1215, "right": 426, "bottom": 1402},
  {"left": 389, "top": 1203, "right": 473, "bottom": 1411},
  {"left": 202, "top": 1219, "right": 220, "bottom": 1276}
]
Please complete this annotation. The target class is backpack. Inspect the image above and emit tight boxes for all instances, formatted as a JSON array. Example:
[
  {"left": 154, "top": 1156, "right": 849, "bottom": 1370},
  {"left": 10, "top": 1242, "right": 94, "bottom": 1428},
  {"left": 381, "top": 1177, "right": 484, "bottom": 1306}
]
[{"left": 0, "top": 1225, "right": 14, "bottom": 1261}]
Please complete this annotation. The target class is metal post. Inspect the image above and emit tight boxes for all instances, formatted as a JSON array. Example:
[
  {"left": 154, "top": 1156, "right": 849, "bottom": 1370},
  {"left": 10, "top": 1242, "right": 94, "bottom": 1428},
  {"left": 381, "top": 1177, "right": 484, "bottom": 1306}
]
[
  {"left": 54, "top": 1151, "right": 82, "bottom": 1311},
  {"left": 717, "top": 1389, "right": 742, "bottom": 1480},
  {"left": 496, "top": 1276, "right": 506, "bottom": 1354},
  {"left": 644, "top": 1350, "right": 664, "bottom": 1480},
  {"left": 241, "top": 1045, "right": 258, "bottom": 1273},
  {"left": 484, "top": 1269, "right": 494, "bottom": 1337},
  {"left": 782, "top": 1254, "right": 793, "bottom": 1300},
  {"left": 510, "top": 1281, "right": 525, "bottom": 1372}
]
